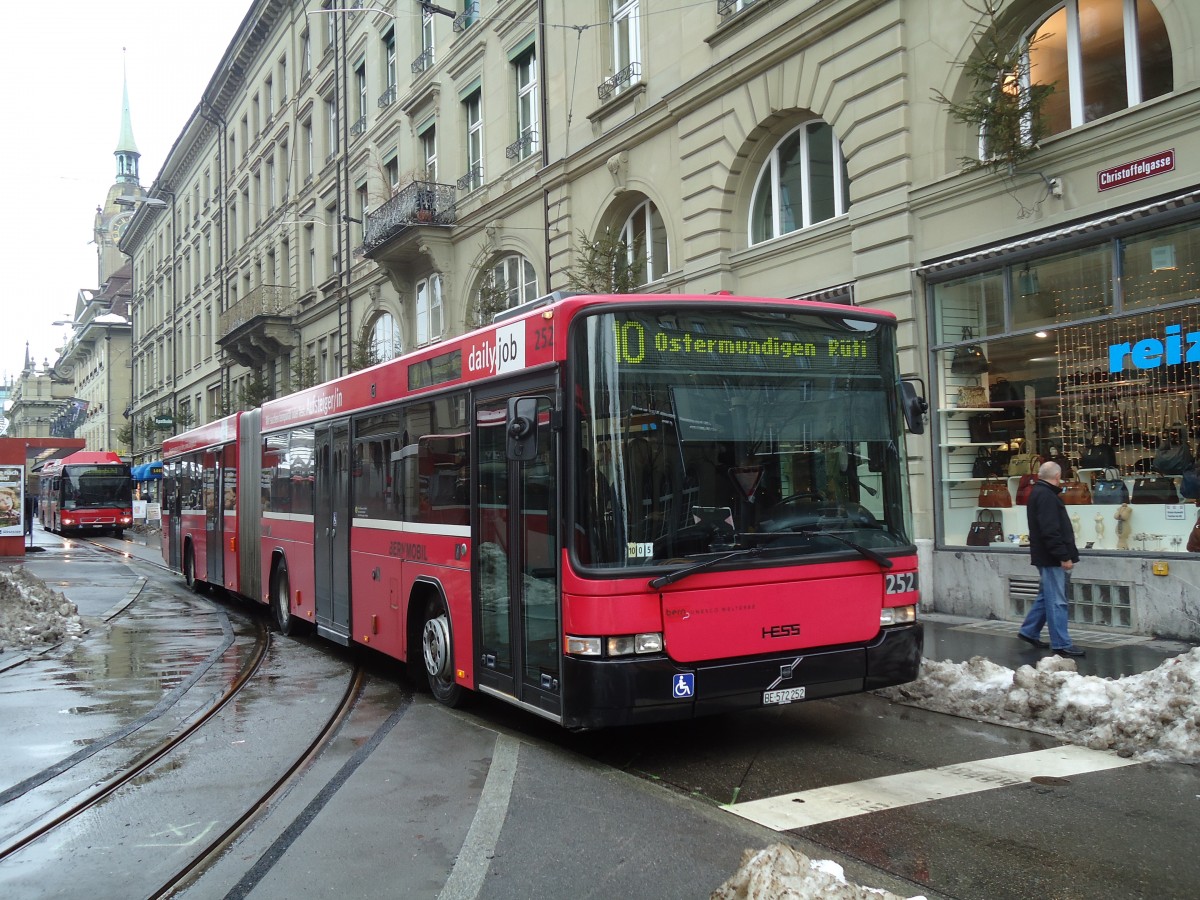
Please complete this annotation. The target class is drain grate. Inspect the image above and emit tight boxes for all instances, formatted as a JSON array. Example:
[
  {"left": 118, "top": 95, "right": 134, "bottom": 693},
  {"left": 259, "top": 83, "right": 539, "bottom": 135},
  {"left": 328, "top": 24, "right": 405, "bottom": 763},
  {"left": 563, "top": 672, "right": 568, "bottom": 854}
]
[{"left": 950, "top": 619, "right": 1151, "bottom": 647}]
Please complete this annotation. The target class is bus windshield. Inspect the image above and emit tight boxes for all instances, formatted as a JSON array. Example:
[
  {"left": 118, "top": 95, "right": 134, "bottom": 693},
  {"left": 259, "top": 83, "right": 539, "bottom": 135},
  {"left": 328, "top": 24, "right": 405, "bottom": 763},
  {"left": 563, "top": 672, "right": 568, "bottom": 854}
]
[
  {"left": 64, "top": 465, "right": 133, "bottom": 509},
  {"left": 571, "top": 306, "right": 913, "bottom": 569}
]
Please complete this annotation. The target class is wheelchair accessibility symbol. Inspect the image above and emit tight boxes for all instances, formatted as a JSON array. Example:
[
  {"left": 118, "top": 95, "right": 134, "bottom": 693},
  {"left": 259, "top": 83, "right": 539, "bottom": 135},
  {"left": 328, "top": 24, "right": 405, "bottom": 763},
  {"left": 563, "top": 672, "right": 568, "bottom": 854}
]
[{"left": 672, "top": 673, "right": 694, "bottom": 699}]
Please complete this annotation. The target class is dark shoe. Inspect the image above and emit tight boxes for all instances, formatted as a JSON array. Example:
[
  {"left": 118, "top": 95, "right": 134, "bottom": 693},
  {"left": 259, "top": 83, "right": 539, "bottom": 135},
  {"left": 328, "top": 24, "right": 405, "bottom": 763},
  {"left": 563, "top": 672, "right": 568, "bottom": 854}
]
[
  {"left": 1054, "top": 646, "right": 1086, "bottom": 658},
  {"left": 1017, "top": 632, "right": 1049, "bottom": 650}
]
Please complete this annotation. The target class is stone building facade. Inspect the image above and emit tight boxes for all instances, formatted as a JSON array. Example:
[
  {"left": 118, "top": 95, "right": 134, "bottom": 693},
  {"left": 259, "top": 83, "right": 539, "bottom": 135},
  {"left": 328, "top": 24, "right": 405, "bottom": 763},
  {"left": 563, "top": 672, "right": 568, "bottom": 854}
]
[{"left": 120, "top": 0, "right": 1200, "bottom": 639}]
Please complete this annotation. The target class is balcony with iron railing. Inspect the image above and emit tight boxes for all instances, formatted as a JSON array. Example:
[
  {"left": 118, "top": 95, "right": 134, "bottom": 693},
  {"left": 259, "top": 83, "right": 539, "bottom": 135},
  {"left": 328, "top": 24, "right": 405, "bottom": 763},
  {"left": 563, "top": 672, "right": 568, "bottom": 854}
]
[
  {"left": 362, "top": 181, "right": 456, "bottom": 255},
  {"left": 378, "top": 83, "right": 397, "bottom": 108},
  {"left": 453, "top": 1, "right": 478, "bottom": 33},
  {"left": 718, "top": 0, "right": 757, "bottom": 18},
  {"left": 506, "top": 129, "right": 537, "bottom": 160},
  {"left": 350, "top": 115, "right": 367, "bottom": 136},
  {"left": 216, "top": 283, "right": 299, "bottom": 368},
  {"left": 598, "top": 63, "right": 641, "bottom": 101},
  {"left": 457, "top": 163, "right": 483, "bottom": 192},
  {"left": 411, "top": 48, "right": 433, "bottom": 75}
]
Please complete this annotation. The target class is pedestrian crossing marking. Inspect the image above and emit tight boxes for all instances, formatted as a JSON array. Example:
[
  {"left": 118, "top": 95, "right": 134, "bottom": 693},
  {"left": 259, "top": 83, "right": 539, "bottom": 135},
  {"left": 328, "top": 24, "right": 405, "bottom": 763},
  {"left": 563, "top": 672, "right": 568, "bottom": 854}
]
[{"left": 725, "top": 745, "right": 1139, "bottom": 831}]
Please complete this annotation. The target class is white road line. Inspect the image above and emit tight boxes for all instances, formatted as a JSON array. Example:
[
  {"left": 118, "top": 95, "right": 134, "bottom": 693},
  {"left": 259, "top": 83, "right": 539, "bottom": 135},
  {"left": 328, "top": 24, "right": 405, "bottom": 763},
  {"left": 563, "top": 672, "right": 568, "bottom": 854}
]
[
  {"left": 726, "top": 745, "right": 1139, "bottom": 831},
  {"left": 439, "top": 733, "right": 520, "bottom": 900}
]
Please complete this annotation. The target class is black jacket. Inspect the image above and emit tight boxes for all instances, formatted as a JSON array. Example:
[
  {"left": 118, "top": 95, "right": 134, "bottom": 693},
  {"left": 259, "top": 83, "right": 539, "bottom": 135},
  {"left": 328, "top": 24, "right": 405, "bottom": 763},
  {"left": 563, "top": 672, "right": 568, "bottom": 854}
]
[{"left": 1027, "top": 479, "right": 1080, "bottom": 568}]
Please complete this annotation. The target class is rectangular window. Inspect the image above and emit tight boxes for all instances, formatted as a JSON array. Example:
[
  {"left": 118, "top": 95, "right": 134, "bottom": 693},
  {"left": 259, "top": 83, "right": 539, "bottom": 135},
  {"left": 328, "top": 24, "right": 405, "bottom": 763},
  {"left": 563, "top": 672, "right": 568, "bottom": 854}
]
[
  {"left": 612, "top": 0, "right": 641, "bottom": 92},
  {"left": 384, "top": 156, "right": 399, "bottom": 193},
  {"left": 302, "top": 31, "right": 311, "bottom": 77},
  {"left": 416, "top": 275, "right": 443, "bottom": 344},
  {"left": 303, "top": 120, "right": 314, "bottom": 177},
  {"left": 515, "top": 48, "right": 538, "bottom": 160},
  {"left": 325, "top": 97, "right": 338, "bottom": 157},
  {"left": 465, "top": 89, "right": 483, "bottom": 187},
  {"left": 355, "top": 62, "right": 367, "bottom": 121},
  {"left": 399, "top": 393, "right": 469, "bottom": 526},
  {"left": 384, "top": 29, "right": 397, "bottom": 88},
  {"left": 421, "top": 127, "right": 437, "bottom": 182}
]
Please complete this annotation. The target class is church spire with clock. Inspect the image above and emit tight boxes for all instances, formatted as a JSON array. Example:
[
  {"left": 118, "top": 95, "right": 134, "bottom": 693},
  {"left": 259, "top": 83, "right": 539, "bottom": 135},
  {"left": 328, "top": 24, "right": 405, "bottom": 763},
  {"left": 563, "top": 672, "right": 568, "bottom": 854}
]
[{"left": 94, "top": 60, "right": 146, "bottom": 286}]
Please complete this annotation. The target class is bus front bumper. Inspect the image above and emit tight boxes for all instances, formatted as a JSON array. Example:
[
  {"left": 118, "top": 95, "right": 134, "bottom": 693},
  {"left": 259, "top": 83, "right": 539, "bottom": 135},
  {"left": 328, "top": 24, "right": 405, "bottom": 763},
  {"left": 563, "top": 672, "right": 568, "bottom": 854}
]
[{"left": 560, "top": 623, "right": 922, "bottom": 730}]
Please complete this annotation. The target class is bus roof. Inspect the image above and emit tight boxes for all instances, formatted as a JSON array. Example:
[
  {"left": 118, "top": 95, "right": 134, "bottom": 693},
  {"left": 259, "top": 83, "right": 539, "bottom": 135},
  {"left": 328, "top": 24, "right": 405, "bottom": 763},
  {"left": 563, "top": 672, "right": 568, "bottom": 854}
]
[
  {"left": 162, "top": 412, "right": 241, "bottom": 458},
  {"left": 39, "top": 450, "right": 127, "bottom": 477}
]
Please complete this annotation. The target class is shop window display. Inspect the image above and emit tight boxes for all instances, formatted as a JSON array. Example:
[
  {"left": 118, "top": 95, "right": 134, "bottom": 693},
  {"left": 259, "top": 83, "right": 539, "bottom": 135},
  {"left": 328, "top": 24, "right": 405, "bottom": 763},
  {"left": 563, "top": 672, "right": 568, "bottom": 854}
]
[{"left": 932, "top": 221, "right": 1200, "bottom": 554}]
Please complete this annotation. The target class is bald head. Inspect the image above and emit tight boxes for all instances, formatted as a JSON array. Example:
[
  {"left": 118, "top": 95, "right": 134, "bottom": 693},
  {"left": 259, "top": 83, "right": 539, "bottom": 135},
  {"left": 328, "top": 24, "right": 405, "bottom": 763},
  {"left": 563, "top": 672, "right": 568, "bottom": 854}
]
[{"left": 1039, "top": 460, "right": 1062, "bottom": 483}]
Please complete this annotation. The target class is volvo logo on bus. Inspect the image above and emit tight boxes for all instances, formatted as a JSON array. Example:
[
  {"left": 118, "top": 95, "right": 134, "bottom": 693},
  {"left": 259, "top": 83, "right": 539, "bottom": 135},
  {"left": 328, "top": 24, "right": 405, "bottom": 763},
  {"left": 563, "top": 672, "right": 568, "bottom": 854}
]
[{"left": 468, "top": 321, "right": 525, "bottom": 375}]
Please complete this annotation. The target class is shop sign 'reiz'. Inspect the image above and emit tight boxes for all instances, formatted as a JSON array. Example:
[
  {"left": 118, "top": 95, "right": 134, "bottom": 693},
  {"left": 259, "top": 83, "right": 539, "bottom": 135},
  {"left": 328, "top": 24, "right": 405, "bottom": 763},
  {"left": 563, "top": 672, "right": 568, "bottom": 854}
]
[{"left": 1096, "top": 149, "right": 1174, "bottom": 192}]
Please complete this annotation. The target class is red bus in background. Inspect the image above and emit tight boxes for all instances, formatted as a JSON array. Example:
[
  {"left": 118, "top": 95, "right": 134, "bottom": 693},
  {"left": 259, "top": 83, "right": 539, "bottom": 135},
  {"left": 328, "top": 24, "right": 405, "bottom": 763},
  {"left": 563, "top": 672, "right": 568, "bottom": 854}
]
[
  {"left": 162, "top": 292, "right": 926, "bottom": 730},
  {"left": 38, "top": 450, "right": 133, "bottom": 537}
]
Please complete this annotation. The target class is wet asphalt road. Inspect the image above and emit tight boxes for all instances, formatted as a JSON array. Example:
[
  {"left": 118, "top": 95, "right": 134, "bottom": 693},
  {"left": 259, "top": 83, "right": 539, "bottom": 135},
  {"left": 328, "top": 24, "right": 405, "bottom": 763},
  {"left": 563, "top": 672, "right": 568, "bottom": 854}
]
[{"left": 2, "top": 528, "right": 1198, "bottom": 899}]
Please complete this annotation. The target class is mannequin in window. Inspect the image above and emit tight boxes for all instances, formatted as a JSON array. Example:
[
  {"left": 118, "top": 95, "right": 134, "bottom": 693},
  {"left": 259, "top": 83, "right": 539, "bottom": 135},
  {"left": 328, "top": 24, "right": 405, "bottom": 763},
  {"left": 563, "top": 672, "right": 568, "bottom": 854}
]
[{"left": 1080, "top": 433, "right": 1116, "bottom": 470}]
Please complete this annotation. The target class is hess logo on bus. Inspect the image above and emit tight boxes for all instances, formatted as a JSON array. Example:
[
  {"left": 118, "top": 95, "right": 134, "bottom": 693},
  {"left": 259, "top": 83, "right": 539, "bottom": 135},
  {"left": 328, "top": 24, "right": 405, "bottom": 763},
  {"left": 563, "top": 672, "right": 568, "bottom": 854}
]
[{"left": 468, "top": 322, "right": 525, "bottom": 375}]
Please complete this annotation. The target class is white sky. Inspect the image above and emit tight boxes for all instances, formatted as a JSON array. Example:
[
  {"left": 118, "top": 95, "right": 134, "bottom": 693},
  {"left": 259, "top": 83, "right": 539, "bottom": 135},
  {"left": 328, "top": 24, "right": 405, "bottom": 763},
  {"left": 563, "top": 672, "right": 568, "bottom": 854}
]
[{"left": 1, "top": 0, "right": 251, "bottom": 386}]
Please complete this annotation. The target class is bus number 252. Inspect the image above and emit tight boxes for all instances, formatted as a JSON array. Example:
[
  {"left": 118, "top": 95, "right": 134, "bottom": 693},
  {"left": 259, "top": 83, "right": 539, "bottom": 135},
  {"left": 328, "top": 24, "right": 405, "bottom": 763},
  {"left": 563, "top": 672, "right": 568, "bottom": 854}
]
[{"left": 885, "top": 572, "right": 918, "bottom": 594}]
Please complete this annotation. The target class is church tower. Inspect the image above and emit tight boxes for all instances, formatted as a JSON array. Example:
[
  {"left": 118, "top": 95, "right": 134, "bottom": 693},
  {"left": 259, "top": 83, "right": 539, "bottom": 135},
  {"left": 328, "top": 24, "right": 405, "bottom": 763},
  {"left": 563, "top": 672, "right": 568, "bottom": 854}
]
[{"left": 94, "top": 63, "right": 146, "bottom": 286}]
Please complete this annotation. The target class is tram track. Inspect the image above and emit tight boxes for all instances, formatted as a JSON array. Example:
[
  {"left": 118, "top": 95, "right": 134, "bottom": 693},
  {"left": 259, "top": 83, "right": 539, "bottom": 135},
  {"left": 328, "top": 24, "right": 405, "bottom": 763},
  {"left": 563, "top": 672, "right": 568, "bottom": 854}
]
[{"left": 1, "top": 535, "right": 369, "bottom": 899}]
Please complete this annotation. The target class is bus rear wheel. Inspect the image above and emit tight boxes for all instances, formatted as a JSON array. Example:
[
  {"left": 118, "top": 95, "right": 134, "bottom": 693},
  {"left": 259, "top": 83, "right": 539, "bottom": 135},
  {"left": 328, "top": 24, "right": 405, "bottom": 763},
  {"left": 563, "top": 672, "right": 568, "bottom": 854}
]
[
  {"left": 272, "top": 561, "right": 297, "bottom": 636},
  {"left": 422, "top": 595, "right": 465, "bottom": 707},
  {"left": 183, "top": 543, "right": 204, "bottom": 593}
]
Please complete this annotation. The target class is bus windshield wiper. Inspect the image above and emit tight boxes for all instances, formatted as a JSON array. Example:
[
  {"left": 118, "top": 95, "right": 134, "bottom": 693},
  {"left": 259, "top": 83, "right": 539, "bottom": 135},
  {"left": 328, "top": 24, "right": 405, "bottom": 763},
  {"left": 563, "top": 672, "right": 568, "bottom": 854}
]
[
  {"left": 791, "top": 527, "right": 894, "bottom": 569},
  {"left": 648, "top": 547, "right": 763, "bottom": 589}
]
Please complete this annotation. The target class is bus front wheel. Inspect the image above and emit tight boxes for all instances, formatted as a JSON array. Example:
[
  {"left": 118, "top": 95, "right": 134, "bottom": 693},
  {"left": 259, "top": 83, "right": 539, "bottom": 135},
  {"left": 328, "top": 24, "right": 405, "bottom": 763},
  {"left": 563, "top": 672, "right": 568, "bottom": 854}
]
[{"left": 422, "top": 595, "right": 465, "bottom": 707}]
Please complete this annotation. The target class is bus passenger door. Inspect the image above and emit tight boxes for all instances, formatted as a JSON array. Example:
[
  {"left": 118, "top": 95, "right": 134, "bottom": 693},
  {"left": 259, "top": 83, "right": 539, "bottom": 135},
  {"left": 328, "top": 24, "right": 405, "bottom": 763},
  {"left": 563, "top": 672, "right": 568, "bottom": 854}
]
[
  {"left": 165, "top": 461, "right": 181, "bottom": 570},
  {"left": 314, "top": 421, "right": 352, "bottom": 642},
  {"left": 474, "top": 389, "right": 561, "bottom": 719},
  {"left": 204, "top": 450, "right": 223, "bottom": 586}
]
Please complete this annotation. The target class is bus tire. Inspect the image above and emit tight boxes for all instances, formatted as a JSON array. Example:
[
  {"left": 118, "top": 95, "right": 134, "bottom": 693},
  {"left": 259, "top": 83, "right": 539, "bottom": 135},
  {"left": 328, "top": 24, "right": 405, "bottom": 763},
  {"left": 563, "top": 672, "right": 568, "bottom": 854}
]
[
  {"left": 271, "top": 560, "right": 297, "bottom": 636},
  {"left": 183, "top": 542, "right": 204, "bottom": 592},
  {"left": 422, "top": 594, "right": 465, "bottom": 707}
]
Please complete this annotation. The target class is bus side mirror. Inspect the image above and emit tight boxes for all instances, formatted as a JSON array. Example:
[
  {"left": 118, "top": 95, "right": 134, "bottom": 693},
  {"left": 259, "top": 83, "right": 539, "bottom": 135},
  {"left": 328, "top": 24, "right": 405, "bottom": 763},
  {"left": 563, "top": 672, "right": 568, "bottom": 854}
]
[
  {"left": 900, "top": 379, "right": 928, "bottom": 435},
  {"left": 506, "top": 396, "right": 539, "bottom": 461}
]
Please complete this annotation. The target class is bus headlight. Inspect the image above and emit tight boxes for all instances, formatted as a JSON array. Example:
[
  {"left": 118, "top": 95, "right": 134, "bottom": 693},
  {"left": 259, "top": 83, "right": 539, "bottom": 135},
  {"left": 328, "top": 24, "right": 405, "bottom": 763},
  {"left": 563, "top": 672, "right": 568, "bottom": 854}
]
[
  {"left": 566, "top": 633, "right": 664, "bottom": 657},
  {"left": 566, "top": 636, "right": 602, "bottom": 656},
  {"left": 880, "top": 605, "right": 916, "bottom": 626},
  {"left": 606, "top": 633, "right": 664, "bottom": 657}
]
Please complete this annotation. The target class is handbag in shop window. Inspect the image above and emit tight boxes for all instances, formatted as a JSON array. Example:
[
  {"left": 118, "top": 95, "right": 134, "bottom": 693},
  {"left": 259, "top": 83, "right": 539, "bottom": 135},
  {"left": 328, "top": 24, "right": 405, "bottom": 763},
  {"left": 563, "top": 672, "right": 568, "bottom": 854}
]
[
  {"left": 1060, "top": 481, "right": 1092, "bottom": 505},
  {"left": 957, "top": 383, "right": 990, "bottom": 408},
  {"left": 1015, "top": 472, "right": 1038, "bottom": 505},
  {"left": 1091, "top": 468, "right": 1129, "bottom": 505},
  {"left": 1130, "top": 475, "right": 1178, "bottom": 504},
  {"left": 950, "top": 327, "right": 989, "bottom": 375},
  {"left": 978, "top": 477, "right": 1013, "bottom": 508},
  {"left": 966, "top": 509, "right": 1004, "bottom": 546},
  {"left": 1007, "top": 452, "right": 1042, "bottom": 478}
]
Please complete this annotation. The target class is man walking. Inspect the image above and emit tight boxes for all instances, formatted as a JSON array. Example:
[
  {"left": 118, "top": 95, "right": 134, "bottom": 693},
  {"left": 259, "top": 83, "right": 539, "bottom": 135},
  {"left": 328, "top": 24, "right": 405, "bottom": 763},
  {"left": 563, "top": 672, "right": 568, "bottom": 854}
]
[{"left": 1017, "top": 460, "right": 1085, "bottom": 658}]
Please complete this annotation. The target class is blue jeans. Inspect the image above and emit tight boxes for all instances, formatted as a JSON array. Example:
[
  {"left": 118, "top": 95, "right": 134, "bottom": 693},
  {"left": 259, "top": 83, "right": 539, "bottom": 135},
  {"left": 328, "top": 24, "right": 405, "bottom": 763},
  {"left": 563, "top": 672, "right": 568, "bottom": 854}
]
[{"left": 1019, "top": 566, "right": 1073, "bottom": 650}]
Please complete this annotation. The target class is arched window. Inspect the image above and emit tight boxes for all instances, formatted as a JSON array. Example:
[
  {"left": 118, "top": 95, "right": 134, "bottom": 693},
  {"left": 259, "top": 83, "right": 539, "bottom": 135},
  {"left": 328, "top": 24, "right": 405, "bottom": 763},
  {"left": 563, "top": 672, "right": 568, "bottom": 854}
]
[
  {"left": 620, "top": 200, "right": 668, "bottom": 286},
  {"left": 484, "top": 254, "right": 538, "bottom": 311},
  {"left": 749, "top": 120, "right": 849, "bottom": 245},
  {"left": 1025, "top": 0, "right": 1171, "bottom": 137},
  {"left": 368, "top": 312, "right": 401, "bottom": 362}
]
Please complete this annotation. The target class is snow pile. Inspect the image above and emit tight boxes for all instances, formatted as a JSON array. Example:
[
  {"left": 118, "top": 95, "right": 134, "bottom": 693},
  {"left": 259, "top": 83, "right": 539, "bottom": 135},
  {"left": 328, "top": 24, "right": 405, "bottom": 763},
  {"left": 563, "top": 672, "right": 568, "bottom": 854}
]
[
  {"left": 0, "top": 565, "right": 82, "bottom": 651},
  {"left": 876, "top": 651, "right": 1200, "bottom": 763},
  {"left": 711, "top": 844, "right": 925, "bottom": 900}
]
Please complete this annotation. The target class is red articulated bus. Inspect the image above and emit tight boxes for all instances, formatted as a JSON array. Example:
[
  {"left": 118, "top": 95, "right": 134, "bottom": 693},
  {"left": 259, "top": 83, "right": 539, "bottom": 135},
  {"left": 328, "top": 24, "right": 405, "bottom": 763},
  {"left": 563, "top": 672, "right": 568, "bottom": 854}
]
[
  {"left": 161, "top": 292, "right": 926, "bottom": 729},
  {"left": 38, "top": 450, "right": 134, "bottom": 537}
]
